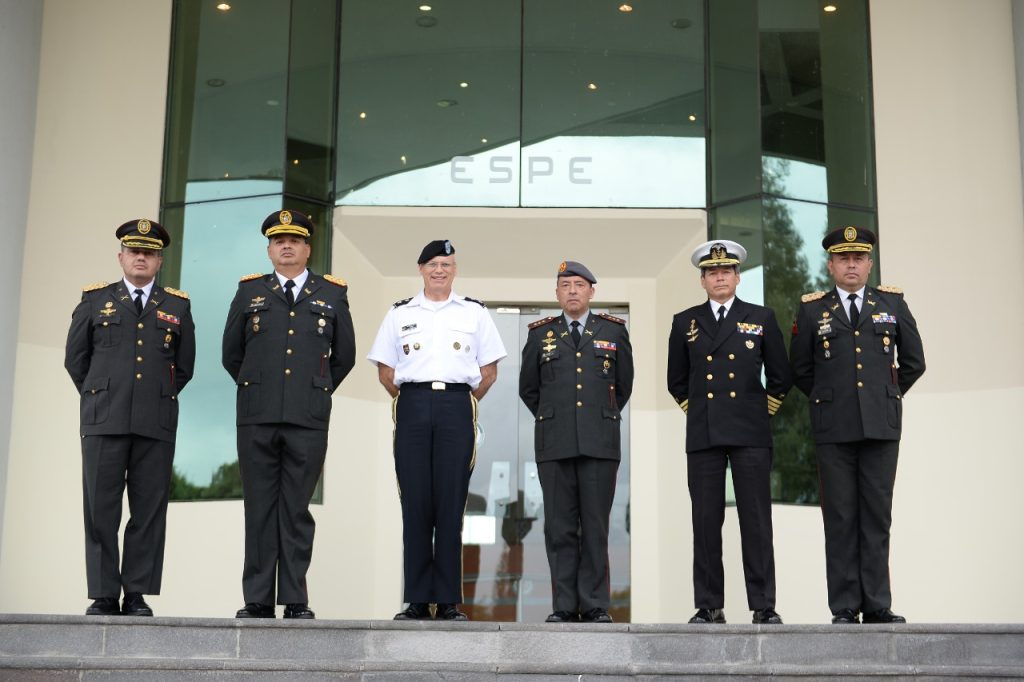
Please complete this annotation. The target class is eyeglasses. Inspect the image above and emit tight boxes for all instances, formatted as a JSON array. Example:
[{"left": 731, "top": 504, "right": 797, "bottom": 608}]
[{"left": 422, "top": 261, "right": 454, "bottom": 271}]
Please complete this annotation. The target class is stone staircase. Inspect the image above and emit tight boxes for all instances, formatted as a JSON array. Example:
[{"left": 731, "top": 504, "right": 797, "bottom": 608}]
[{"left": 1, "top": 614, "right": 1022, "bottom": 680}]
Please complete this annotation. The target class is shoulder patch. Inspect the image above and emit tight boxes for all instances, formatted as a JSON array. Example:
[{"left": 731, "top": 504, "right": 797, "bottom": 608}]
[
  {"left": 599, "top": 313, "right": 626, "bottom": 325},
  {"left": 801, "top": 291, "right": 826, "bottom": 303},
  {"left": 163, "top": 286, "right": 189, "bottom": 300},
  {"left": 463, "top": 296, "right": 486, "bottom": 308},
  {"left": 324, "top": 274, "right": 348, "bottom": 287},
  {"left": 876, "top": 285, "right": 903, "bottom": 294},
  {"left": 528, "top": 316, "right": 557, "bottom": 330},
  {"left": 392, "top": 297, "right": 413, "bottom": 308},
  {"left": 82, "top": 281, "right": 108, "bottom": 292},
  {"left": 239, "top": 273, "right": 263, "bottom": 283}
]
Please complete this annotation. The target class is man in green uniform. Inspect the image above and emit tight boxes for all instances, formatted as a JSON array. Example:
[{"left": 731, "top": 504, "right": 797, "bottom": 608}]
[{"left": 65, "top": 219, "right": 196, "bottom": 617}]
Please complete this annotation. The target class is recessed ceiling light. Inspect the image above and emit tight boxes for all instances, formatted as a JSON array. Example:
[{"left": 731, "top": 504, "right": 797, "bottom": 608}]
[
  {"left": 400, "top": 155, "right": 408, "bottom": 164},
  {"left": 419, "top": 4, "right": 432, "bottom": 10},
  {"left": 206, "top": 78, "right": 226, "bottom": 87},
  {"left": 586, "top": 83, "right": 598, "bottom": 91},
  {"left": 266, "top": 99, "right": 279, "bottom": 106},
  {"left": 292, "top": 159, "right": 300, "bottom": 165},
  {"left": 216, "top": 3, "right": 231, "bottom": 11},
  {"left": 359, "top": 112, "right": 367, "bottom": 119},
  {"left": 688, "top": 114, "right": 697, "bottom": 121},
  {"left": 459, "top": 81, "right": 468, "bottom": 88},
  {"left": 436, "top": 99, "right": 458, "bottom": 108},
  {"left": 823, "top": 4, "right": 837, "bottom": 11},
  {"left": 619, "top": 4, "right": 633, "bottom": 12},
  {"left": 481, "top": 138, "right": 488, "bottom": 143},
  {"left": 223, "top": 172, "right": 230, "bottom": 178}
]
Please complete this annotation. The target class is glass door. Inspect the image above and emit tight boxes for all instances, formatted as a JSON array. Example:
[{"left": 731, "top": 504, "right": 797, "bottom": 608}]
[{"left": 462, "top": 306, "right": 631, "bottom": 622}]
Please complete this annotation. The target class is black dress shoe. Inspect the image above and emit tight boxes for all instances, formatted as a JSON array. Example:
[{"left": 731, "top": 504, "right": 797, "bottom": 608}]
[
  {"left": 688, "top": 608, "right": 726, "bottom": 624},
  {"left": 436, "top": 603, "right": 468, "bottom": 621},
  {"left": 85, "top": 597, "right": 120, "bottom": 616},
  {"left": 121, "top": 593, "right": 153, "bottom": 617},
  {"left": 580, "top": 608, "right": 613, "bottom": 623},
  {"left": 236, "top": 603, "right": 275, "bottom": 618},
  {"left": 545, "top": 610, "right": 578, "bottom": 623},
  {"left": 283, "top": 603, "right": 315, "bottom": 619},
  {"left": 394, "top": 603, "right": 432, "bottom": 620},
  {"left": 863, "top": 608, "right": 906, "bottom": 624},
  {"left": 752, "top": 608, "right": 783, "bottom": 624},
  {"left": 831, "top": 608, "right": 860, "bottom": 624}
]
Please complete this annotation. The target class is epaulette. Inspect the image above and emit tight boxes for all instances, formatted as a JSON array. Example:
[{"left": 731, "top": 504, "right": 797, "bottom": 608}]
[
  {"left": 528, "top": 316, "right": 557, "bottom": 330},
  {"left": 82, "top": 281, "right": 108, "bottom": 292},
  {"left": 323, "top": 274, "right": 348, "bottom": 287},
  {"left": 163, "top": 286, "right": 189, "bottom": 300},
  {"left": 599, "top": 312, "right": 626, "bottom": 325},
  {"left": 801, "top": 291, "right": 826, "bottom": 303},
  {"left": 239, "top": 273, "right": 263, "bottom": 282},
  {"left": 876, "top": 285, "right": 903, "bottom": 294},
  {"left": 463, "top": 296, "right": 486, "bottom": 307},
  {"left": 392, "top": 297, "right": 413, "bottom": 308}
]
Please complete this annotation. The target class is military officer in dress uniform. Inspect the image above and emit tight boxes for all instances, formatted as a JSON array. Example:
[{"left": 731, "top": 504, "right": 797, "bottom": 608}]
[
  {"left": 519, "top": 261, "right": 634, "bottom": 624},
  {"left": 222, "top": 209, "right": 356, "bottom": 619},
  {"left": 368, "top": 239, "right": 506, "bottom": 621},
  {"left": 65, "top": 219, "right": 196, "bottom": 617},
  {"left": 790, "top": 226, "right": 925, "bottom": 624},
  {"left": 666, "top": 240, "right": 791, "bottom": 625}
]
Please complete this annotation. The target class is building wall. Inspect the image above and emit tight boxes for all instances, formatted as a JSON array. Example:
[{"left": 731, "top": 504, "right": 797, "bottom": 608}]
[{"left": 1, "top": 0, "right": 1021, "bottom": 623}]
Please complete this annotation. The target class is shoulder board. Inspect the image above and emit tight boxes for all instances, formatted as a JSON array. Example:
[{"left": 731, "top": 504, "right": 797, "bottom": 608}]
[
  {"left": 323, "top": 274, "right": 348, "bottom": 287},
  {"left": 163, "top": 286, "right": 189, "bottom": 300},
  {"left": 82, "top": 281, "right": 108, "bottom": 292},
  {"left": 463, "top": 296, "right": 486, "bottom": 308},
  {"left": 528, "top": 316, "right": 557, "bottom": 330},
  {"left": 239, "top": 273, "right": 263, "bottom": 283},
  {"left": 801, "top": 291, "right": 826, "bottom": 303},
  {"left": 599, "top": 313, "right": 626, "bottom": 325},
  {"left": 876, "top": 285, "right": 903, "bottom": 294},
  {"left": 392, "top": 297, "right": 413, "bottom": 308}
]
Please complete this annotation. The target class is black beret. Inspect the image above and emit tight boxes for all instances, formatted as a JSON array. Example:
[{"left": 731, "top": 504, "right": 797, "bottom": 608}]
[
  {"left": 557, "top": 260, "right": 596, "bottom": 284},
  {"left": 418, "top": 239, "right": 455, "bottom": 264},
  {"left": 262, "top": 209, "right": 314, "bottom": 239},
  {"left": 822, "top": 226, "right": 876, "bottom": 253},
  {"left": 116, "top": 218, "right": 170, "bottom": 250}
]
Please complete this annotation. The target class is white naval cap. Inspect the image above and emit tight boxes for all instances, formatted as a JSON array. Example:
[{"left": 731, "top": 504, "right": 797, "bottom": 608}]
[{"left": 690, "top": 239, "right": 747, "bottom": 269}]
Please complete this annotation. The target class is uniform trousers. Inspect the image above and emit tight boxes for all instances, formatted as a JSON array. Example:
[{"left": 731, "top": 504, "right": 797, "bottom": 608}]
[
  {"left": 687, "top": 446, "right": 776, "bottom": 610},
  {"left": 237, "top": 423, "right": 327, "bottom": 605},
  {"left": 81, "top": 434, "right": 175, "bottom": 599},
  {"left": 538, "top": 456, "right": 618, "bottom": 613},
  {"left": 393, "top": 387, "right": 477, "bottom": 604},
  {"left": 816, "top": 439, "right": 899, "bottom": 614}
]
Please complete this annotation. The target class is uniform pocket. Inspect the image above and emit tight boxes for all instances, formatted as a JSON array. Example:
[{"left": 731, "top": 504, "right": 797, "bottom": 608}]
[
  {"left": 92, "top": 314, "right": 121, "bottom": 347},
  {"left": 310, "top": 375, "right": 333, "bottom": 421},
  {"left": 81, "top": 376, "right": 110, "bottom": 425},
  {"left": 159, "top": 382, "right": 179, "bottom": 431},
  {"left": 886, "top": 384, "right": 902, "bottom": 429},
  {"left": 809, "top": 386, "right": 833, "bottom": 432},
  {"left": 237, "top": 370, "right": 261, "bottom": 418},
  {"left": 535, "top": 405, "right": 554, "bottom": 451},
  {"left": 593, "top": 345, "right": 615, "bottom": 379},
  {"left": 601, "top": 406, "right": 621, "bottom": 450},
  {"left": 310, "top": 308, "right": 333, "bottom": 340}
]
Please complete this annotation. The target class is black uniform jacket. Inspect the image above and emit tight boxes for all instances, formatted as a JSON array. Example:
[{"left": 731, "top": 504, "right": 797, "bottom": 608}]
[
  {"left": 790, "top": 286, "right": 925, "bottom": 444},
  {"left": 667, "top": 298, "right": 791, "bottom": 453},
  {"left": 222, "top": 271, "right": 356, "bottom": 430},
  {"left": 519, "top": 314, "right": 634, "bottom": 463},
  {"left": 65, "top": 282, "right": 196, "bottom": 443}
]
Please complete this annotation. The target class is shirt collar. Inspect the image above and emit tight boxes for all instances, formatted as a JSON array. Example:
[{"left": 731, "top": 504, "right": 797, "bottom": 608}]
[
  {"left": 564, "top": 310, "right": 590, "bottom": 328},
  {"left": 414, "top": 289, "right": 459, "bottom": 311},
  {"left": 123, "top": 278, "right": 154, "bottom": 298},
  {"left": 835, "top": 285, "right": 866, "bottom": 301},
  {"left": 275, "top": 269, "right": 309, "bottom": 292},
  {"left": 708, "top": 296, "right": 736, "bottom": 316}
]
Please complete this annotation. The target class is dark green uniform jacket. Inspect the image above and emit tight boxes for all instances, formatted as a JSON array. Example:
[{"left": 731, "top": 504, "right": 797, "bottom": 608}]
[
  {"left": 222, "top": 272, "right": 356, "bottom": 430},
  {"left": 65, "top": 282, "right": 196, "bottom": 442},
  {"left": 667, "top": 298, "right": 791, "bottom": 453},
  {"left": 519, "top": 313, "right": 634, "bottom": 462},
  {"left": 790, "top": 286, "right": 926, "bottom": 443}
]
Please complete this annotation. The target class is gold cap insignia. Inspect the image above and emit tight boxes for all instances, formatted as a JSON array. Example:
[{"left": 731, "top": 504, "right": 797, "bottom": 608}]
[
  {"left": 844, "top": 226, "right": 857, "bottom": 242},
  {"left": 280, "top": 210, "right": 292, "bottom": 225},
  {"left": 711, "top": 243, "right": 727, "bottom": 260},
  {"left": 137, "top": 219, "right": 151, "bottom": 234},
  {"left": 558, "top": 261, "right": 567, "bottom": 273}
]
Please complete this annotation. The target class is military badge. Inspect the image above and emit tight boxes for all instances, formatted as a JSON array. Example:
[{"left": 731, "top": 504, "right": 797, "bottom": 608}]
[
  {"left": 280, "top": 210, "right": 292, "bottom": 225},
  {"left": 413, "top": 343, "right": 421, "bottom": 350},
  {"left": 99, "top": 307, "right": 116, "bottom": 317},
  {"left": 401, "top": 323, "right": 418, "bottom": 332},
  {"left": 686, "top": 318, "right": 699, "bottom": 343},
  {"left": 137, "top": 219, "right": 151, "bottom": 234},
  {"left": 872, "top": 313, "right": 897, "bottom": 324},
  {"left": 546, "top": 330, "right": 554, "bottom": 338},
  {"left": 844, "top": 226, "right": 857, "bottom": 242},
  {"left": 453, "top": 342, "right": 461, "bottom": 350},
  {"left": 745, "top": 339, "right": 755, "bottom": 349},
  {"left": 403, "top": 344, "right": 410, "bottom": 355},
  {"left": 156, "top": 310, "right": 180, "bottom": 325},
  {"left": 593, "top": 340, "right": 617, "bottom": 351},
  {"left": 558, "top": 261, "right": 567, "bottom": 273},
  {"left": 317, "top": 318, "right": 326, "bottom": 327},
  {"left": 737, "top": 322, "right": 764, "bottom": 336},
  {"left": 105, "top": 301, "right": 113, "bottom": 308}
]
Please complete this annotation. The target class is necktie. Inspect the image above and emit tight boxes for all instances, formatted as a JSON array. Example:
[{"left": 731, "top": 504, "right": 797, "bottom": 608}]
[
  {"left": 570, "top": 320, "right": 581, "bottom": 346},
  {"left": 285, "top": 279, "right": 296, "bottom": 306},
  {"left": 717, "top": 305, "right": 726, "bottom": 325},
  {"left": 848, "top": 293, "right": 859, "bottom": 327},
  {"left": 134, "top": 288, "right": 144, "bottom": 315}
]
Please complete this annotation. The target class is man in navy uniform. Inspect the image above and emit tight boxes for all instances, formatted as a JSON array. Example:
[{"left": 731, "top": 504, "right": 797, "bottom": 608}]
[
  {"left": 222, "top": 209, "right": 356, "bottom": 619},
  {"left": 790, "top": 226, "right": 925, "bottom": 624},
  {"left": 666, "top": 240, "right": 791, "bottom": 625},
  {"left": 65, "top": 218, "right": 196, "bottom": 616},
  {"left": 519, "top": 261, "right": 634, "bottom": 624},
  {"left": 368, "top": 240, "right": 506, "bottom": 621}
]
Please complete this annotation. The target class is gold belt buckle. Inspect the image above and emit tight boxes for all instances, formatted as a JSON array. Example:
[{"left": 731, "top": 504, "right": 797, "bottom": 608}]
[{"left": 431, "top": 381, "right": 446, "bottom": 391}]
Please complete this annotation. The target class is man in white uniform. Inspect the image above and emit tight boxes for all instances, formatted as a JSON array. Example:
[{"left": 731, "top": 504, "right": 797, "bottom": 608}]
[{"left": 368, "top": 239, "right": 506, "bottom": 621}]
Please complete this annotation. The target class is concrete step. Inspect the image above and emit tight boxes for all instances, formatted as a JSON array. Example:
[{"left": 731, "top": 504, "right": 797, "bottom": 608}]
[{"left": 1, "top": 614, "right": 1022, "bottom": 680}]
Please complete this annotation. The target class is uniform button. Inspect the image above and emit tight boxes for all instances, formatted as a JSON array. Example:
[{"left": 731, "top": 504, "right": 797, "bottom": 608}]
[
  {"left": 706, "top": 374, "right": 713, "bottom": 380},
  {"left": 707, "top": 392, "right": 714, "bottom": 399},
  {"left": 576, "top": 401, "right": 583, "bottom": 407},
  {"left": 286, "top": 349, "right": 293, "bottom": 355},
  {"left": 857, "top": 363, "right": 863, "bottom": 370},
  {"left": 729, "top": 372, "right": 735, "bottom": 379},
  {"left": 576, "top": 368, "right": 582, "bottom": 374},
  {"left": 728, "top": 354, "right": 735, "bottom": 360},
  {"left": 857, "top": 381, "right": 863, "bottom": 387},
  {"left": 243, "top": 382, "right": 249, "bottom": 386},
  {"left": 171, "top": 396, "right": 176, "bottom": 400},
  {"left": 855, "top": 347, "right": 862, "bottom": 353},
  {"left": 538, "top": 416, "right": 544, "bottom": 421},
  {"left": 136, "top": 356, "right": 143, "bottom": 363},
  {"left": 90, "top": 390, "right": 96, "bottom": 394},
  {"left": 815, "top": 399, "right": 821, "bottom": 404},
  {"left": 290, "top": 311, "right": 296, "bottom": 317},
  {"left": 135, "top": 373, "right": 142, "bottom": 380},
  {"left": 706, "top": 355, "right": 713, "bottom": 362},
  {"left": 102, "top": 322, "right": 109, "bottom": 327},
  {"left": 288, "top": 329, "right": 294, "bottom": 335},
  {"left": 137, "top": 339, "right": 143, "bottom": 346},
  {"left": 855, "top": 330, "right": 861, "bottom": 336},
  {"left": 576, "top": 352, "right": 582, "bottom": 358},
  {"left": 285, "top": 368, "right": 291, "bottom": 376},
  {"left": 137, "top": 323, "right": 144, "bottom": 329},
  {"left": 729, "top": 391, "right": 736, "bottom": 398},
  {"left": 576, "top": 384, "right": 582, "bottom": 390}
]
